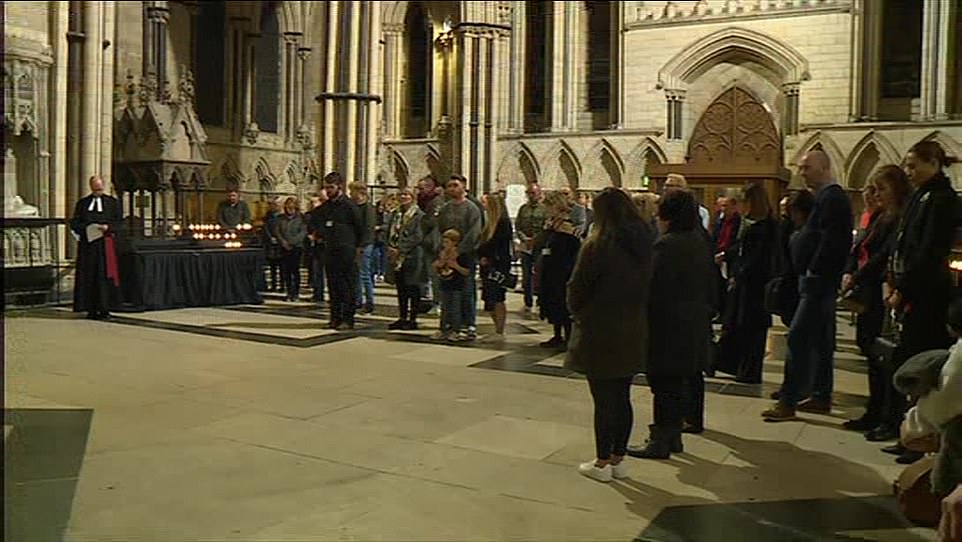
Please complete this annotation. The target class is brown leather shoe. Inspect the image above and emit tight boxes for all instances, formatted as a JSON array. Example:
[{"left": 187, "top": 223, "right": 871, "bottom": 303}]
[
  {"left": 761, "top": 403, "right": 798, "bottom": 422},
  {"left": 796, "top": 398, "right": 832, "bottom": 414}
]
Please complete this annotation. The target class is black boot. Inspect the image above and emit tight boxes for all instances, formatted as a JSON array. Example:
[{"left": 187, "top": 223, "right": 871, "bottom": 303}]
[{"left": 627, "top": 425, "right": 678, "bottom": 459}]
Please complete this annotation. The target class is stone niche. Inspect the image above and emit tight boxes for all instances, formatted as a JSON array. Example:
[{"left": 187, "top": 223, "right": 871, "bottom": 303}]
[{"left": 112, "top": 68, "right": 211, "bottom": 238}]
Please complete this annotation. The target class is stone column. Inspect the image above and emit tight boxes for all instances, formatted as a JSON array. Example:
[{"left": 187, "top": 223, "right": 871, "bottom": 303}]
[
  {"left": 611, "top": 1, "right": 625, "bottom": 128},
  {"left": 507, "top": 3, "right": 524, "bottom": 133},
  {"left": 665, "top": 90, "right": 685, "bottom": 140},
  {"left": 243, "top": 29, "right": 259, "bottom": 141},
  {"left": 550, "top": 1, "right": 566, "bottom": 131},
  {"left": 849, "top": 0, "right": 882, "bottom": 121},
  {"left": 782, "top": 83, "right": 800, "bottom": 136},
  {"left": 382, "top": 23, "right": 403, "bottom": 139},
  {"left": 282, "top": 32, "right": 302, "bottom": 141},
  {"left": 321, "top": 2, "right": 340, "bottom": 173},
  {"left": 296, "top": 46, "right": 312, "bottom": 146},
  {"left": 80, "top": 0, "right": 104, "bottom": 184},
  {"left": 344, "top": 1, "right": 362, "bottom": 183},
  {"left": 365, "top": 4, "right": 382, "bottom": 185},
  {"left": 920, "top": 0, "right": 957, "bottom": 120},
  {"left": 100, "top": 1, "right": 116, "bottom": 185},
  {"left": 228, "top": 17, "right": 251, "bottom": 135}
]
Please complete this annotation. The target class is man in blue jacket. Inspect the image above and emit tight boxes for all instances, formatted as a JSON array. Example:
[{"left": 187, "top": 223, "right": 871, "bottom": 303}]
[{"left": 763, "top": 150, "right": 852, "bottom": 421}]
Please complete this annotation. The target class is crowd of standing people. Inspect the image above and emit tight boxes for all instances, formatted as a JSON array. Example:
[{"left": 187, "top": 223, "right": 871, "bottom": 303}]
[{"left": 249, "top": 144, "right": 962, "bottom": 521}]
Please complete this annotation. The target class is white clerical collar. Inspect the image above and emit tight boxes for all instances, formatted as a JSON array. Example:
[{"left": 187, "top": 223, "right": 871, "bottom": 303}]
[{"left": 87, "top": 196, "right": 103, "bottom": 212}]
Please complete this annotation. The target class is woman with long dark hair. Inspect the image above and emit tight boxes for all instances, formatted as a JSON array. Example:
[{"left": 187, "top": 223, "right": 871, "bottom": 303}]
[
  {"left": 715, "top": 183, "right": 778, "bottom": 383},
  {"left": 882, "top": 141, "right": 960, "bottom": 461},
  {"left": 565, "top": 188, "right": 654, "bottom": 482},
  {"left": 628, "top": 190, "right": 715, "bottom": 459},
  {"left": 840, "top": 166, "right": 913, "bottom": 436}
]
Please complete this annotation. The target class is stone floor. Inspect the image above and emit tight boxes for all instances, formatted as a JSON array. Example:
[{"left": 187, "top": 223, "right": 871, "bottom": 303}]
[{"left": 4, "top": 284, "right": 937, "bottom": 541}]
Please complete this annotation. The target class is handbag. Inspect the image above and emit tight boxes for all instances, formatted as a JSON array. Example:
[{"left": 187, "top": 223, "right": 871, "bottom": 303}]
[
  {"left": 894, "top": 455, "right": 942, "bottom": 527},
  {"left": 838, "top": 284, "right": 869, "bottom": 315},
  {"left": 485, "top": 268, "right": 518, "bottom": 290}
]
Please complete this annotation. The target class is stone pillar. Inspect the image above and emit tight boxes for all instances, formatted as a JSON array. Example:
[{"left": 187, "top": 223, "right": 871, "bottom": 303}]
[
  {"left": 665, "top": 90, "right": 685, "bottom": 140},
  {"left": 611, "top": 1, "right": 625, "bottom": 128},
  {"left": 65, "top": 1, "right": 85, "bottom": 217},
  {"left": 321, "top": 2, "right": 340, "bottom": 173},
  {"left": 444, "top": 23, "right": 506, "bottom": 196},
  {"left": 365, "top": 4, "right": 382, "bottom": 185},
  {"left": 80, "top": 0, "right": 104, "bottom": 184},
  {"left": 920, "top": 0, "right": 957, "bottom": 120},
  {"left": 145, "top": 2, "right": 169, "bottom": 98},
  {"left": 550, "top": 1, "right": 566, "bottom": 131},
  {"left": 228, "top": 17, "right": 251, "bottom": 135},
  {"left": 849, "top": 0, "right": 882, "bottom": 121},
  {"left": 382, "top": 23, "right": 403, "bottom": 139},
  {"left": 243, "top": 29, "right": 259, "bottom": 141},
  {"left": 344, "top": 1, "right": 362, "bottom": 183},
  {"left": 507, "top": 2, "right": 525, "bottom": 133},
  {"left": 282, "top": 32, "right": 302, "bottom": 141},
  {"left": 100, "top": 1, "right": 116, "bottom": 186},
  {"left": 296, "top": 46, "right": 312, "bottom": 146},
  {"left": 782, "top": 83, "right": 800, "bottom": 136}
]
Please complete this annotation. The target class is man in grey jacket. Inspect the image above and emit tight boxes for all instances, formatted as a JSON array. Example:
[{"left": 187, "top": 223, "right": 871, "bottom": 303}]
[{"left": 438, "top": 176, "right": 482, "bottom": 339}]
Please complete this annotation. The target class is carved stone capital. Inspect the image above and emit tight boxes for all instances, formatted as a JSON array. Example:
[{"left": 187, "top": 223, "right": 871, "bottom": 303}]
[
  {"left": 296, "top": 47, "right": 312, "bottom": 61},
  {"left": 244, "top": 122, "right": 260, "bottom": 145}
]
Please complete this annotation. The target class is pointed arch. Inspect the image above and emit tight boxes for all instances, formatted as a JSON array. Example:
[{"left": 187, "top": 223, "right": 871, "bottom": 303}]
[
  {"left": 792, "top": 131, "right": 845, "bottom": 182},
  {"left": 844, "top": 131, "right": 901, "bottom": 188},
  {"left": 658, "top": 27, "right": 810, "bottom": 90},
  {"left": 917, "top": 130, "right": 962, "bottom": 161},
  {"left": 392, "top": 148, "right": 410, "bottom": 187},
  {"left": 497, "top": 141, "right": 542, "bottom": 186},
  {"left": 559, "top": 143, "right": 581, "bottom": 190},
  {"left": 221, "top": 156, "right": 246, "bottom": 189},
  {"left": 254, "top": 157, "right": 276, "bottom": 188},
  {"left": 425, "top": 145, "right": 444, "bottom": 182},
  {"left": 583, "top": 139, "right": 624, "bottom": 188}
]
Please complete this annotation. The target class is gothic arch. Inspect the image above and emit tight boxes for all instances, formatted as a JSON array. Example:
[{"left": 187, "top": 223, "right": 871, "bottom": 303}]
[
  {"left": 254, "top": 157, "right": 276, "bottom": 189},
  {"left": 221, "top": 157, "right": 246, "bottom": 189},
  {"left": 425, "top": 144, "right": 444, "bottom": 181},
  {"left": 844, "top": 131, "right": 901, "bottom": 188},
  {"left": 279, "top": 2, "right": 315, "bottom": 42},
  {"left": 917, "top": 130, "right": 962, "bottom": 161},
  {"left": 382, "top": 1, "right": 462, "bottom": 27},
  {"left": 583, "top": 139, "right": 624, "bottom": 188},
  {"left": 496, "top": 142, "right": 541, "bottom": 186},
  {"left": 392, "top": 148, "right": 411, "bottom": 187},
  {"left": 624, "top": 139, "right": 668, "bottom": 189},
  {"left": 540, "top": 141, "right": 582, "bottom": 190},
  {"left": 658, "top": 27, "right": 811, "bottom": 90},
  {"left": 792, "top": 131, "right": 845, "bottom": 182}
]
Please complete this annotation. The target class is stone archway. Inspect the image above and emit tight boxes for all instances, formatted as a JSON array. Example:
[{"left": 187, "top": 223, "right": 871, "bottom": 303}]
[{"left": 649, "top": 86, "right": 788, "bottom": 210}]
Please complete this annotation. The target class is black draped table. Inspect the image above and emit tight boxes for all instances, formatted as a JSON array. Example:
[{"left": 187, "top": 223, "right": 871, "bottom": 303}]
[{"left": 120, "top": 242, "right": 264, "bottom": 311}]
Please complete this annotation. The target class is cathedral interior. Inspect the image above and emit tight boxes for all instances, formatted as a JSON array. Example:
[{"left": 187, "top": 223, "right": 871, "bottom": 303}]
[{"left": 4, "top": 1, "right": 962, "bottom": 540}]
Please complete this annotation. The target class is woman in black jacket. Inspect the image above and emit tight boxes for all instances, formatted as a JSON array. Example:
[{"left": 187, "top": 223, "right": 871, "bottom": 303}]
[
  {"left": 840, "top": 166, "right": 913, "bottom": 435},
  {"left": 478, "top": 194, "right": 514, "bottom": 340},
  {"left": 628, "top": 190, "right": 716, "bottom": 459},
  {"left": 715, "top": 183, "right": 778, "bottom": 384},
  {"left": 535, "top": 191, "right": 581, "bottom": 349},
  {"left": 881, "top": 142, "right": 960, "bottom": 455}
]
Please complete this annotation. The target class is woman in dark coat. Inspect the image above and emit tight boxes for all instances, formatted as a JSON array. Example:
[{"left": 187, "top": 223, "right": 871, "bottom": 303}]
[
  {"left": 386, "top": 188, "right": 427, "bottom": 330},
  {"left": 628, "top": 190, "right": 716, "bottom": 459},
  {"left": 715, "top": 183, "right": 778, "bottom": 384},
  {"left": 535, "top": 191, "right": 581, "bottom": 349},
  {"left": 840, "top": 166, "right": 912, "bottom": 436},
  {"left": 565, "top": 187, "right": 654, "bottom": 483}
]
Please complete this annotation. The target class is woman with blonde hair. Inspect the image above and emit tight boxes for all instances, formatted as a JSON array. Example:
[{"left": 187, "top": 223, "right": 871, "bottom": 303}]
[
  {"left": 477, "top": 193, "right": 514, "bottom": 340},
  {"left": 632, "top": 192, "right": 660, "bottom": 229},
  {"left": 386, "top": 187, "right": 427, "bottom": 330}
]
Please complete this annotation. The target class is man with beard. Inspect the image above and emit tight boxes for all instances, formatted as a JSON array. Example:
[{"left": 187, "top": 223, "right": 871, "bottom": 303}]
[
  {"left": 70, "top": 175, "right": 123, "bottom": 319},
  {"left": 310, "top": 172, "right": 364, "bottom": 330}
]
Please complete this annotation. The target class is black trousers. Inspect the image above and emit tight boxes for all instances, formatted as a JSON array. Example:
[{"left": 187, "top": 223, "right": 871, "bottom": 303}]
[
  {"left": 855, "top": 297, "right": 885, "bottom": 422},
  {"left": 879, "top": 302, "right": 953, "bottom": 427},
  {"left": 396, "top": 278, "right": 421, "bottom": 322},
  {"left": 325, "top": 248, "right": 358, "bottom": 324},
  {"left": 648, "top": 373, "right": 705, "bottom": 434},
  {"left": 717, "top": 322, "right": 768, "bottom": 383},
  {"left": 280, "top": 248, "right": 301, "bottom": 298},
  {"left": 587, "top": 376, "right": 633, "bottom": 460}
]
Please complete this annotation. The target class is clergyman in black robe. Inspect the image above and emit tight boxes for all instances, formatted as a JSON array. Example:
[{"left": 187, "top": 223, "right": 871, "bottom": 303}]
[{"left": 70, "top": 176, "right": 123, "bottom": 319}]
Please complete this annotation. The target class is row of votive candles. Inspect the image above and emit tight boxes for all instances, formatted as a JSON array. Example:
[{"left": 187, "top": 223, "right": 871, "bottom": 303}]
[
  {"left": 192, "top": 232, "right": 240, "bottom": 240},
  {"left": 170, "top": 224, "right": 254, "bottom": 232},
  {"left": 224, "top": 241, "right": 243, "bottom": 249}
]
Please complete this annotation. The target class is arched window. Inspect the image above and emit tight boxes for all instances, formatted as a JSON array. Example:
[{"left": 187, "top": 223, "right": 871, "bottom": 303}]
[
  {"left": 404, "top": 2, "right": 432, "bottom": 138},
  {"left": 254, "top": 2, "right": 280, "bottom": 133},
  {"left": 195, "top": 1, "right": 225, "bottom": 126},
  {"left": 524, "top": 1, "right": 551, "bottom": 132}
]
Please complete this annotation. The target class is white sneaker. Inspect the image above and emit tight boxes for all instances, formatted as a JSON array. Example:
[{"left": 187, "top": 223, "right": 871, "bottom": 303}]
[
  {"left": 430, "top": 330, "right": 449, "bottom": 341},
  {"left": 577, "top": 461, "right": 612, "bottom": 483},
  {"left": 611, "top": 462, "right": 629, "bottom": 479},
  {"left": 447, "top": 331, "right": 467, "bottom": 343}
]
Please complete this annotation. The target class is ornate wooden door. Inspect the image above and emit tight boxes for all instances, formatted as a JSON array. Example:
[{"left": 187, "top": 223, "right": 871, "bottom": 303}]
[{"left": 688, "top": 86, "right": 781, "bottom": 170}]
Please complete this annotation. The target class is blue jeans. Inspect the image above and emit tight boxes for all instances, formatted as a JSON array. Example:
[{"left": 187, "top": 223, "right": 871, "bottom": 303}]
[
  {"left": 356, "top": 244, "right": 375, "bottom": 307},
  {"left": 520, "top": 252, "right": 535, "bottom": 308},
  {"left": 463, "top": 261, "right": 477, "bottom": 329},
  {"left": 371, "top": 243, "right": 385, "bottom": 276},
  {"left": 440, "top": 288, "right": 464, "bottom": 333},
  {"left": 781, "top": 276, "right": 837, "bottom": 407}
]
